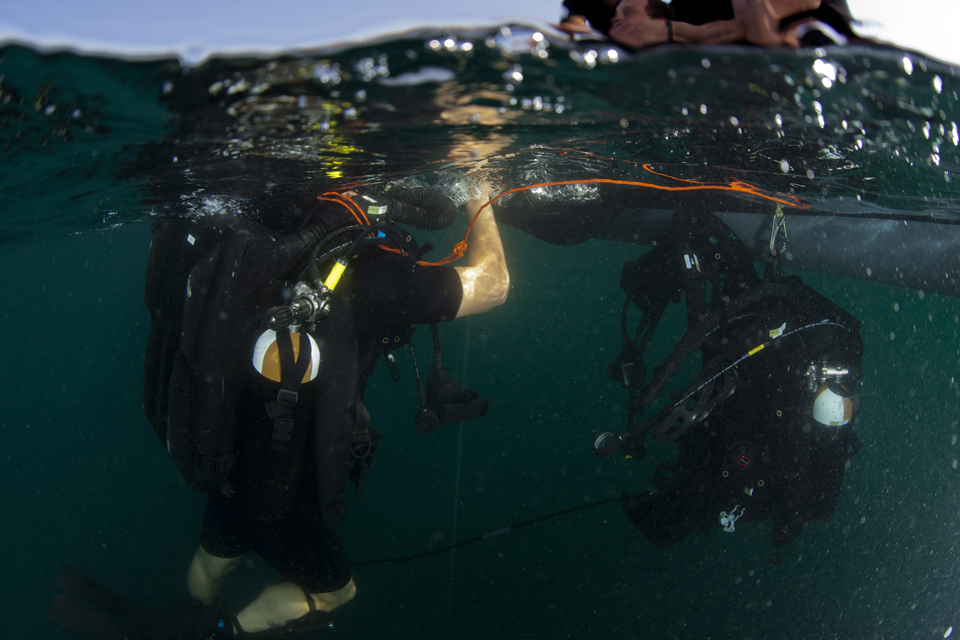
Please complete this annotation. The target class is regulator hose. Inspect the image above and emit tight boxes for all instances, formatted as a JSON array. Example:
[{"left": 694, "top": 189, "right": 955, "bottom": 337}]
[{"left": 641, "top": 282, "right": 795, "bottom": 405}]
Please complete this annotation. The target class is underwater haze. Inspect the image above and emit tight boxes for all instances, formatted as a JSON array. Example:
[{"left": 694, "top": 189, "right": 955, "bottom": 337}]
[{"left": 3, "top": 22, "right": 960, "bottom": 640}]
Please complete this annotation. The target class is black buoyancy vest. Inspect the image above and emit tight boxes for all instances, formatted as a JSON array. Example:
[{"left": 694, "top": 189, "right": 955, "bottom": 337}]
[
  {"left": 143, "top": 214, "right": 328, "bottom": 497},
  {"left": 614, "top": 214, "right": 863, "bottom": 547}
]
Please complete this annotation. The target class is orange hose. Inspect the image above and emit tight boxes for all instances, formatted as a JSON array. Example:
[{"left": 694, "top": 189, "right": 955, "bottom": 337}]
[{"left": 318, "top": 170, "right": 807, "bottom": 267}]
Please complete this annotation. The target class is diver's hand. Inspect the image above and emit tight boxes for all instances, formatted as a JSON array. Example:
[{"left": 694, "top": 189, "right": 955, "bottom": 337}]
[{"left": 555, "top": 16, "right": 601, "bottom": 37}]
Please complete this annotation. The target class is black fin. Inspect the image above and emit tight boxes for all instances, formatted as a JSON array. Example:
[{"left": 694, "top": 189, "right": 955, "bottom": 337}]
[
  {"left": 50, "top": 564, "right": 220, "bottom": 640},
  {"left": 47, "top": 594, "right": 131, "bottom": 640}
]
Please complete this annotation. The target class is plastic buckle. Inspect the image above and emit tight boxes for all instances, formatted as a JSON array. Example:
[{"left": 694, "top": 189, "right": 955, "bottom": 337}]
[
  {"left": 215, "top": 455, "right": 234, "bottom": 473},
  {"left": 273, "top": 417, "right": 295, "bottom": 444},
  {"left": 277, "top": 389, "right": 299, "bottom": 406}
]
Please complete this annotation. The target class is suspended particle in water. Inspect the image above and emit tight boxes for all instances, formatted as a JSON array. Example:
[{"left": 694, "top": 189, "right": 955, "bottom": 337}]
[
  {"left": 894, "top": 303, "right": 900, "bottom": 311},
  {"left": 701, "top": 58, "right": 711, "bottom": 68},
  {"left": 779, "top": 159, "right": 790, "bottom": 173},
  {"left": 889, "top": 332, "right": 896, "bottom": 340},
  {"left": 729, "top": 116, "right": 739, "bottom": 126},
  {"left": 902, "top": 56, "right": 914, "bottom": 75},
  {"left": 951, "top": 435, "right": 956, "bottom": 445},
  {"left": 945, "top": 626, "right": 953, "bottom": 639},
  {"left": 953, "top": 460, "right": 958, "bottom": 469},
  {"left": 620, "top": 118, "right": 629, "bottom": 128},
  {"left": 700, "top": 103, "right": 708, "bottom": 114}
]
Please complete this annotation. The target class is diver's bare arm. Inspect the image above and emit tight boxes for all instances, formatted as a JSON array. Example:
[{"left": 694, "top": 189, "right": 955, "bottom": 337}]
[{"left": 454, "top": 190, "right": 509, "bottom": 318}]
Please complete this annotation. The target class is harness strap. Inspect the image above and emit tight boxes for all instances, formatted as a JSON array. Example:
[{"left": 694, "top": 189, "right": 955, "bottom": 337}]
[{"left": 264, "top": 328, "right": 313, "bottom": 452}]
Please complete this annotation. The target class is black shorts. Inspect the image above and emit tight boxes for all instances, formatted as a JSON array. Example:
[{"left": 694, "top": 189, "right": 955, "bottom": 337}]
[{"left": 200, "top": 493, "right": 352, "bottom": 593}]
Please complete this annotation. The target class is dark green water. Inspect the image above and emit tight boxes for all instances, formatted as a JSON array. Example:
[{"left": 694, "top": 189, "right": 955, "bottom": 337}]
[{"left": 3, "top": 26, "right": 960, "bottom": 640}]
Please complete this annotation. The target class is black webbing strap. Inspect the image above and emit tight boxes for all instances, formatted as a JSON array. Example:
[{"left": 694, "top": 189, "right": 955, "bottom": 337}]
[{"left": 264, "top": 328, "right": 313, "bottom": 452}]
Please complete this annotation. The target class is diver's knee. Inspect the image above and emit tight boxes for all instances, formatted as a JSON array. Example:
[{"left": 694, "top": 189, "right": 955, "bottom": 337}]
[
  {"left": 195, "top": 545, "right": 241, "bottom": 579},
  {"left": 311, "top": 578, "right": 357, "bottom": 612}
]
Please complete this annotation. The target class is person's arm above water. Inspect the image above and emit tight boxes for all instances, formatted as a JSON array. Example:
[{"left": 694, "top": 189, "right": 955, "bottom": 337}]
[
  {"left": 608, "top": 0, "right": 746, "bottom": 49},
  {"left": 454, "top": 188, "right": 510, "bottom": 318}
]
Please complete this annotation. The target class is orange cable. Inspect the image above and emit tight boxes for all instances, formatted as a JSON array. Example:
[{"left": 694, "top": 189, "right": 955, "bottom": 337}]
[
  {"left": 318, "top": 174, "right": 805, "bottom": 268},
  {"left": 318, "top": 192, "right": 370, "bottom": 226}
]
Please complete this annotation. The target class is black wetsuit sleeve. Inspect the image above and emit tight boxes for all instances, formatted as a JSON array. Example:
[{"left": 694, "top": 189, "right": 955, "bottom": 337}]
[{"left": 347, "top": 252, "right": 464, "bottom": 335}]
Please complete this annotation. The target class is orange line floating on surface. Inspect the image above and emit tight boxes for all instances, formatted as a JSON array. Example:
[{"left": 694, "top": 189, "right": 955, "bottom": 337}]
[{"left": 317, "top": 169, "right": 806, "bottom": 268}]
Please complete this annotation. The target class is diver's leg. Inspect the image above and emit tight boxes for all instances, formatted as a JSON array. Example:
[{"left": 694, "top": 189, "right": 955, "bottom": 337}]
[
  {"left": 233, "top": 498, "right": 355, "bottom": 635},
  {"left": 187, "top": 546, "right": 241, "bottom": 606},
  {"left": 190, "top": 494, "right": 250, "bottom": 606},
  {"left": 234, "top": 579, "right": 356, "bottom": 633}
]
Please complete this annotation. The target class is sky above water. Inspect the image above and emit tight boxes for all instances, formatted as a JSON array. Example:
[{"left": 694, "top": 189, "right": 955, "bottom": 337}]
[{"left": 0, "top": 0, "right": 957, "bottom": 64}]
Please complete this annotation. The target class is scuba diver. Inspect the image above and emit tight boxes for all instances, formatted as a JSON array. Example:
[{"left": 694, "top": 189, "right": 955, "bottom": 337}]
[
  {"left": 593, "top": 206, "right": 863, "bottom": 552},
  {"left": 48, "top": 183, "right": 509, "bottom": 638}
]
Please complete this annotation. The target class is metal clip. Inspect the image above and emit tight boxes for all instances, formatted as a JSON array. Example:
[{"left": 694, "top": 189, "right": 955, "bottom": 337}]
[
  {"left": 769, "top": 205, "right": 788, "bottom": 257},
  {"left": 720, "top": 504, "right": 745, "bottom": 533}
]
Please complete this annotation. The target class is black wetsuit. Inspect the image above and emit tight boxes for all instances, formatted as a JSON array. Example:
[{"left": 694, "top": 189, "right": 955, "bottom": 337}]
[{"left": 201, "top": 249, "right": 463, "bottom": 591}]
